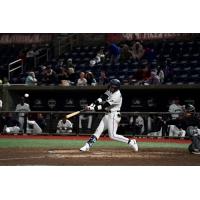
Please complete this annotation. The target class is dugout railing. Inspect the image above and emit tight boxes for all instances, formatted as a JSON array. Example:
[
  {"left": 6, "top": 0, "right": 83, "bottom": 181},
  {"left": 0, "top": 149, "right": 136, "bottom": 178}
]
[{"left": 0, "top": 111, "right": 190, "bottom": 139}]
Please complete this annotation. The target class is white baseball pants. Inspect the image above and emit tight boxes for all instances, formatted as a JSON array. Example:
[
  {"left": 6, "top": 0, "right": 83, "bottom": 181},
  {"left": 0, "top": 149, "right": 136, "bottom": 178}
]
[{"left": 94, "top": 112, "right": 129, "bottom": 143}]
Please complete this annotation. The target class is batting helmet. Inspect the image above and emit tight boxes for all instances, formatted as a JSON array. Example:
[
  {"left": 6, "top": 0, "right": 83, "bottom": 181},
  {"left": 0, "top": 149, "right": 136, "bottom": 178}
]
[
  {"left": 110, "top": 79, "right": 121, "bottom": 89},
  {"left": 185, "top": 104, "right": 195, "bottom": 112}
]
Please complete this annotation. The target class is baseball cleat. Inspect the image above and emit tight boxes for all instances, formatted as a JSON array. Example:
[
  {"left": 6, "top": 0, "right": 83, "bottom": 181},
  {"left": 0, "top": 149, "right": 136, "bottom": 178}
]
[
  {"left": 129, "top": 139, "right": 138, "bottom": 152},
  {"left": 80, "top": 143, "right": 90, "bottom": 152}
]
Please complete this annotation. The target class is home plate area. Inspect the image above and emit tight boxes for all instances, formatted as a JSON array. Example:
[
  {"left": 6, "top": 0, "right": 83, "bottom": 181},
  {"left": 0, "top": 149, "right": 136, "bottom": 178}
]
[{"left": 47, "top": 149, "right": 181, "bottom": 159}]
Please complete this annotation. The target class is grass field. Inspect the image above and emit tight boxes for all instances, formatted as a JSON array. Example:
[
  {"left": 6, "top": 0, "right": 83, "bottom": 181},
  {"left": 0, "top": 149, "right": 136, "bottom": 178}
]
[{"left": 0, "top": 138, "right": 189, "bottom": 149}]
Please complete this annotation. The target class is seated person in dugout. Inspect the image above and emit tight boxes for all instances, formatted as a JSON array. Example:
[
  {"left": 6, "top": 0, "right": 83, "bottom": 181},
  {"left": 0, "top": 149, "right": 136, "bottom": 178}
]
[
  {"left": 56, "top": 116, "right": 73, "bottom": 134},
  {"left": 3, "top": 112, "right": 21, "bottom": 134},
  {"left": 26, "top": 119, "right": 42, "bottom": 134}
]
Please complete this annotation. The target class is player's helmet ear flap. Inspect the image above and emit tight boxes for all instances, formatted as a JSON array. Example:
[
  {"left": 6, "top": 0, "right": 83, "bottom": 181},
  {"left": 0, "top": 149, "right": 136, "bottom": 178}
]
[
  {"left": 185, "top": 104, "right": 195, "bottom": 112},
  {"left": 109, "top": 79, "right": 121, "bottom": 90}
]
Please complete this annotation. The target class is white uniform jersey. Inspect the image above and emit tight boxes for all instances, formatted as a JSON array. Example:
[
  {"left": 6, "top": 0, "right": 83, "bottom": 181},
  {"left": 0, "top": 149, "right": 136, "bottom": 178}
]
[
  {"left": 169, "top": 104, "right": 184, "bottom": 119},
  {"left": 104, "top": 90, "right": 122, "bottom": 112},
  {"left": 57, "top": 119, "right": 73, "bottom": 130},
  {"left": 15, "top": 103, "right": 30, "bottom": 117}
]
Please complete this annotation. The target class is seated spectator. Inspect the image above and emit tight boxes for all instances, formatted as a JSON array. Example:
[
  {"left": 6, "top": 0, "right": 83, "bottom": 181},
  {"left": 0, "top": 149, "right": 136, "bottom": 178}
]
[
  {"left": 56, "top": 116, "right": 73, "bottom": 134},
  {"left": 25, "top": 72, "right": 38, "bottom": 85},
  {"left": 98, "top": 70, "right": 109, "bottom": 85},
  {"left": 130, "top": 41, "right": 145, "bottom": 61},
  {"left": 120, "top": 44, "right": 132, "bottom": 62},
  {"left": 157, "top": 66, "right": 165, "bottom": 84},
  {"left": 134, "top": 65, "right": 151, "bottom": 85},
  {"left": 67, "top": 67, "right": 77, "bottom": 85},
  {"left": 57, "top": 67, "right": 69, "bottom": 85},
  {"left": 107, "top": 42, "right": 121, "bottom": 64},
  {"left": 66, "top": 58, "right": 76, "bottom": 69},
  {"left": 96, "top": 47, "right": 105, "bottom": 62},
  {"left": 144, "top": 69, "right": 161, "bottom": 85},
  {"left": 77, "top": 72, "right": 87, "bottom": 86},
  {"left": 86, "top": 71, "right": 97, "bottom": 86},
  {"left": 40, "top": 65, "right": 57, "bottom": 85}
]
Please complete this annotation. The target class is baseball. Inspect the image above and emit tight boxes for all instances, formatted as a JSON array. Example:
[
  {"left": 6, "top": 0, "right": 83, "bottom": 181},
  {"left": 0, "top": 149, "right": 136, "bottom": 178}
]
[{"left": 24, "top": 93, "right": 29, "bottom": 98}]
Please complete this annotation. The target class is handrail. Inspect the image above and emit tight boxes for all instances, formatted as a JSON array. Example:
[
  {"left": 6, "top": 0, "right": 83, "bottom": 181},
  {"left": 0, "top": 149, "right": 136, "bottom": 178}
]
[{"left": 8, "top": 59, "right": 23, "bottom": 81}]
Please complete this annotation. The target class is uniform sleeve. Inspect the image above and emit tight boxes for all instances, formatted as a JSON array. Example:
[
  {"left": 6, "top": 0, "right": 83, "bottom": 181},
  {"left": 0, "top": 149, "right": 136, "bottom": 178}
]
[
  {"left": 57, "top": 120, "right": 62, "bottom": 129},
  {"left": 15, "top": 104, "right": 19, "bottom": 112},
  {"left": 67, "top": 120, "right": 73, "bottom": 129},
  {"left": 94, "top": 90, "right": 109, "bottom": 105},
  {"left": 27, "top": 104, "right": 31, "bottom": 112},
  {"left": 169, "top": 105, "right": 173, "bottom": 113}
]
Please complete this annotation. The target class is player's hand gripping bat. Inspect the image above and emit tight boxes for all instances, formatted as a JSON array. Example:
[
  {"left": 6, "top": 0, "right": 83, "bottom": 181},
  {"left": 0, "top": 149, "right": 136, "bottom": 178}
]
[{"left": 65, "top": 109, "right": 86, "bottom": 119}]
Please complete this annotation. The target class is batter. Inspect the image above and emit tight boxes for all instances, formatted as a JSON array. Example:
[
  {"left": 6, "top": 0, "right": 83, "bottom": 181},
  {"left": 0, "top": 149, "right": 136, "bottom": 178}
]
[{"left": 80, "top": 79, "right": 138, "bottom": 152}]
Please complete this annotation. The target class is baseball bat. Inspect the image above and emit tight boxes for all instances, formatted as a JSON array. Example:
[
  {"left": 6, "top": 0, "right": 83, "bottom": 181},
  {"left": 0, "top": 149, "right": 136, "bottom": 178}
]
[{"left": 66, "top": 109, "right": 86, "bottom": 119}]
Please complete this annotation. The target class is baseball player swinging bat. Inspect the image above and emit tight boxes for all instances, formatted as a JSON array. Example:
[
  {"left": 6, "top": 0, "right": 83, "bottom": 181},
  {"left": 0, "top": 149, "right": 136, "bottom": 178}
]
[{"left": 65, "top": 109, "right": 86, "bottom": 119}]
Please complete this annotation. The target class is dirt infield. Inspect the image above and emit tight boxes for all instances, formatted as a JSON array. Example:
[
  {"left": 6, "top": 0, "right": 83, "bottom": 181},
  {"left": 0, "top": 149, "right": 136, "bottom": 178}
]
[{"left": 0, "top": 147, "right": 200, "bottom": 166}]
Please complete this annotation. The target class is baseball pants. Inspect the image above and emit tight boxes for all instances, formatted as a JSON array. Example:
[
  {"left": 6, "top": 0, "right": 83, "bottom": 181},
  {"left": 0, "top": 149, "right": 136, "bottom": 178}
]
[{"left": 93, "top": 112, "right": 129, "bottom": 143}]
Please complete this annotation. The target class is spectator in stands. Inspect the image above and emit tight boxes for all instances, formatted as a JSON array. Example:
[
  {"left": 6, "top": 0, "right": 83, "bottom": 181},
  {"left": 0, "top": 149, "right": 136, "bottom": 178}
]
[
  {"left": 144, "top": 45, "right": 156, "bottom": 62},
  {"left": 57, "top": 67, "right": 69, "bottom": 85},
  {"left": 144, "top": 69, "right": 161, "bottom": 85},
  {"left": 134, "top": 65, "right": 151, "bottom": 85},
  {"left": 66, "top": 58, "right": 76, "bottom": 69},
  {"left": 130, "top": 41, "right": 145, "bottom": 61},
  {"left": 98, "top": 70, "right": 109, "bottom": 85},
  {"left": 40, "top": 65, "right": 57, "bottom": 85},
  {"left": 157, "top": 66, "right": 165, "bottom": 84},
  {"left": 96, "top": 47, "right": 105, "bottom": 63},
  {"left": 120, "top": 44, "right": 132, "bottom": 62},
  {"left": 163, "top": 58, "right": 173, "bottom": 82},
  {"left": 56, "top": 116, "right": 73, "bottom": 134},
  {"left": 67, "top": 67, "right": 77, "bottom": 85},
  {"left": 25, "top": 72, "right": 38, "bottom": 85},
  {"left": 86, "top": 71, "right": 97, "bottom": 86},
  {"left": 77, "top": 72, "right": 87, "bottom": 86},
  {"left": 107, "top": 42, "right": 121, "bottom": 64}
]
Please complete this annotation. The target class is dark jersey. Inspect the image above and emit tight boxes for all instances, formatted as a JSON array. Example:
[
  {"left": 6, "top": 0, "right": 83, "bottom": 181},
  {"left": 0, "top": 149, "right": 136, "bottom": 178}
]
[{"left": 167, "top": 113, "right": 200, "bottom": 130}]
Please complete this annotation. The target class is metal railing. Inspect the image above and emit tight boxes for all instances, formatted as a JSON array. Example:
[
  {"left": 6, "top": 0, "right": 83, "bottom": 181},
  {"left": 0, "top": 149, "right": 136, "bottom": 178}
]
[
  {"left": 8, "top": 59, "right": 23, "bottom": 81},
  {"left": 0, "top": 111, "right": 191, "bottom": 139}
]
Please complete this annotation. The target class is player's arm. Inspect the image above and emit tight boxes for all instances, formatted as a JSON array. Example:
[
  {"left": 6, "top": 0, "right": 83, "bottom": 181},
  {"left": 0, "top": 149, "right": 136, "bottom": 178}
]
[
  {"left": 86, "top": 91, "right": 109, "bottom": 111},
  {"left": 57, "top": 121, "right": 62, "bottom": 130},
  {"left": 66, "top": 120, "right": 73, "bottom": 130}
]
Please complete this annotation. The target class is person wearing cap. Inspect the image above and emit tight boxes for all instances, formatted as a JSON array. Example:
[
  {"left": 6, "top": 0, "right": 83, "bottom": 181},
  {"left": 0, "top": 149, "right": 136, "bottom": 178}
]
[
  {"left": 167, "top": 97, "right": 186, "bottom": 138},
  {"left": 80, "top": 79, "right": 138, "bottom": 152}
]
